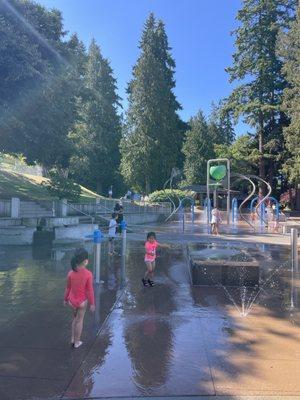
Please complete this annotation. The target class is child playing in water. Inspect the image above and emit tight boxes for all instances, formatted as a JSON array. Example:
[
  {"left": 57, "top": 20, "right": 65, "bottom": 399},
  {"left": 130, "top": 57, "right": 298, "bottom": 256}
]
[
  {"left": 108, "top": 213, "right": 118, "bottom": 255},
  {"left": 64, "top": 248, "right": 95, "bottom": 348},
  {"left": 211, "top": 207, "right": 222, "bottom": 235},
  {"left": 142, "top": 232, "right": 170, "bottom": 287}
]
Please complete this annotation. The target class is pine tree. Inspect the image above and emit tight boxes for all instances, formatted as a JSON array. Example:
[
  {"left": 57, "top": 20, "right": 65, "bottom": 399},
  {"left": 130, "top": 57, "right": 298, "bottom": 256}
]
[
  {"left": 120, "top": 14, "right": 183, "bottom": 193},
  {"left": 0, "top": 0, "right": 84, "bottom": 171},
  {"left": 226, "top": 0, "right": 296, "bottom": 182},
  {"left": 70, "top": 39, "right": 121, "bottom": 194},
  {"left": 279, "top": 4, "right": 300, "bottom": 207},
  {"left": 280, "top": 5, "right": 300, "bottom": 183},
  {"left": 182, "top": 111, "right": 215, "bottom": 185},
  {"left": 208, "top": 102, "right": 235, "bottom": 147}
]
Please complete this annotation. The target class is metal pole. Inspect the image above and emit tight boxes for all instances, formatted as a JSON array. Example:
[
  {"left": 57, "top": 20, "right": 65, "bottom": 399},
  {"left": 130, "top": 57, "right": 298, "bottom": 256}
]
[
  {"left": 93, "top": 229, "right": 103, "bottom": 284},
  {"left": 207, "top": 160, "right": 210, "bottom": 225},
  {"left": 121, "top": 223, "right": 127, "bottom": 289},
  {"left": 213, "top": 188, "right": 217, "bottom": 208},
  {"left": 291, "top": 228, "right": 298, "bottom": 274},
  {"left": 191, "top": 199, "right": 195, "bottom": 225},
  {"left": 290, "top": 228, "right": 298, "bottom": 309},
  {"left": 227, "top": 159, "right": 230, "bottom": 225},
  {"left": 94, "top": 242, "right": 101, "bottom": 284}
]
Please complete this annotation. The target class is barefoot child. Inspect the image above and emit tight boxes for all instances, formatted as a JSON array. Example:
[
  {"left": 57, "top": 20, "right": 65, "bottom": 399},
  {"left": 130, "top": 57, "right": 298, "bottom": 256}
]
[
  {"left": 108, "top": 213, "right": 118, "bottom": 255},
  {"left": 64, "top": 248, "right": 95, "bottom": 348},
  {"left": 142, "top": 232, "right": 170, "bottom": 287},
  {"left": 211, "top": 207, "right": 222, "bottom": 235}
]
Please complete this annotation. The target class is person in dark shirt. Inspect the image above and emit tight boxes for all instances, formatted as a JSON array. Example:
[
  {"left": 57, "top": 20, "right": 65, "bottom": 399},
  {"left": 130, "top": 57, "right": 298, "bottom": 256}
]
[{"left": 114, "top": 201, "right": 124, "bottom": 234}]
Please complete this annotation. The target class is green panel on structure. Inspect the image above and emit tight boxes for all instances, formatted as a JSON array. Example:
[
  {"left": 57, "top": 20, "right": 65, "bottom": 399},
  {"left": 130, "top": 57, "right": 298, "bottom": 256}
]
[{"left": 209, "top": 165, "right": 227, "bottom": 181}]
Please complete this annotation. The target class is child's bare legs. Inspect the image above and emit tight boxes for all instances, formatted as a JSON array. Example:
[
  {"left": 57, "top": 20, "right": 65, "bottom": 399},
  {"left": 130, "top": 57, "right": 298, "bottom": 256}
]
[
  {"left": 211, "top": 223, "right": 216, "bottom": 235},
  {"left": 144, "top": 261, "right": 155, "bottom": 281},
  {"left": 70, "top": 301, "right": 87, "bottom": 346},
  {"left": 108, "top": 238, "right": 114, "bottom": 255}
]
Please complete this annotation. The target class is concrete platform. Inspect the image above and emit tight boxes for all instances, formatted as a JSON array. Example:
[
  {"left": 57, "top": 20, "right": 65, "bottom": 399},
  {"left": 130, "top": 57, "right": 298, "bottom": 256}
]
[{"left": 0, "top": 221, "right": 299, "bottom": 399}]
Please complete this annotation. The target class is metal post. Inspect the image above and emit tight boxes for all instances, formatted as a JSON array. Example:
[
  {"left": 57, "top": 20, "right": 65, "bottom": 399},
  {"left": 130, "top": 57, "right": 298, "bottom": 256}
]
[
  {"left": 227, "top": 159, "right": 231, "bottom": 225},
  {"left": 191, "top": 199, "right": 195, "bottom": 225},
  {"left": 94, "top": 243, "right": 101, "bottom": 284},
  {"left": 213, "top": 188, "right": 217, "bottom": 208},
  {"left": 121, "top": 221, "right": 127, "bottom": 289},
  {"left": 290, "top": 228, "right": 298, "bottom": 309},
  {"left": 207, "top": 161, "right": 210, "bottom": 224},
  {"left": 93, "top": 229, "right": 103, "bottom": 284},
  {"left": 291, "top": 228, "right": 298, "bottom": 274}
]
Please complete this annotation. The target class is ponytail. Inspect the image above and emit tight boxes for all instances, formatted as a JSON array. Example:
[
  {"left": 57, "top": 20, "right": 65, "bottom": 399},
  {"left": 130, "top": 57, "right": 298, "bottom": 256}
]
[{"left": 71, "top": 248, "right": 89, "bottom": 272}]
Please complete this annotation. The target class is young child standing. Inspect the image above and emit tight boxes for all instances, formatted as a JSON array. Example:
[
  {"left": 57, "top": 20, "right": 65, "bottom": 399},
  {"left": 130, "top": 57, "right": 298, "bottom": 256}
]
[
  {"left": 64, "top": 248, "right": 95, "bottom": 348},
  {"left": 108, "top": 213, "right": 118, "bottom": 255},
  {"left": 142, "top": 232, "right": 170, "bottom": 287},
  {"left": 211, "top": 207, "right": 222, "bottom": 235}
]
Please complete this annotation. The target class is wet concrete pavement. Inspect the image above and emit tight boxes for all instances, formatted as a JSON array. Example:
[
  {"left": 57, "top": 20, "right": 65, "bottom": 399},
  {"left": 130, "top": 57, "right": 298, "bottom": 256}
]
[{"left": 0, "top": 221, "right": 300, "bottom": 399}]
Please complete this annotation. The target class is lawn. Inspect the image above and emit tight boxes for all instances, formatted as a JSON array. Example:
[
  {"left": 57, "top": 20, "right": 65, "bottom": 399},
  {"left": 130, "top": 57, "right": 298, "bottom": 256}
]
[{"left": 0, "top": 169, "right": 100, "bottom": 202}]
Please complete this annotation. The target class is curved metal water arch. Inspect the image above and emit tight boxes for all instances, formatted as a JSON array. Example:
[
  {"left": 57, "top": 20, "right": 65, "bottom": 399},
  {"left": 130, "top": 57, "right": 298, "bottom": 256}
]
[
  {"left": 231, "top": 173, "right": 256, "bottom": 230},
  {"left": 168, "top": 195, "right": 195, "bottom": 228},
  {"left": 163, "top": 176, "right": 176, "bottom": 219},
  {"left": 248, "top": 175, "right": 272, "bottom": 226},
  {"left": 163, "top": 168, "right": 182, "bottom": 222}
]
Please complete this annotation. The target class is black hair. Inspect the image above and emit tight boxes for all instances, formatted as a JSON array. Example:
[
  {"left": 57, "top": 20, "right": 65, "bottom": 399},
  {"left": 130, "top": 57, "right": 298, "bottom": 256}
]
[
  {"left": 112, "top": 212, "right": 117, "bottom": 218},
  {"left": 147, "top": 231, "right": 156, "bottom": 240},
  {"left": 71, "top": 248, "right": 89, "bottom": 272}
]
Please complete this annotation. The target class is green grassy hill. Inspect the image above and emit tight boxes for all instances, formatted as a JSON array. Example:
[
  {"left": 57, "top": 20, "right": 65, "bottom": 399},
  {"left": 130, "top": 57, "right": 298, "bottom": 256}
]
[{"left": 0, "top": 168, "right": 99, "bottom": 202}]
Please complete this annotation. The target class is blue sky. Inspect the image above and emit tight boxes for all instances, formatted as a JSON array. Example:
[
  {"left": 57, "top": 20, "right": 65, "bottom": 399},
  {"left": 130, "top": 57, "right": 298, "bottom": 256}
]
[{"left": 38, "top": 0, "right": 249, "bottom": 135}]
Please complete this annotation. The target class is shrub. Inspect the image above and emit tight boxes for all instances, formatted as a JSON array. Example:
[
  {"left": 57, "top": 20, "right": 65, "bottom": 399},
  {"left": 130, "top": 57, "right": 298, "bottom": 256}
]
[
  {"left": 42, "top": 170, "right": 81, "bottom": 201},
  {"left": 149, "top": 189, "right": 193, "bottom": 207}
]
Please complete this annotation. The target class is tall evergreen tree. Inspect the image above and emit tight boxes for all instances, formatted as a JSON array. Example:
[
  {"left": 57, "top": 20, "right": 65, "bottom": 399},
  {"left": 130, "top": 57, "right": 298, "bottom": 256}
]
[
  {"left": 70, "top": 39, "right": 121, "bottom": 194},
  {"left": 279, "top": 4, "right": 300, "bottom": 207},
  {"left": 0, "top": 0, "right": 84, "bottom": 171},
  {"left": 120, "top": 14, "right": 184, "bottom": 193},
  {"left": 208, "top": 102, "right": 235, "bottom": 146},
  {"left": 226, "top": 0, "right": 296, "bottom": 183},
  {"left": 182, "top": 111, "right": 215, "bottom": 185},
  {"left": 279, "top": 5, "right": 300, "bottom": 183}
]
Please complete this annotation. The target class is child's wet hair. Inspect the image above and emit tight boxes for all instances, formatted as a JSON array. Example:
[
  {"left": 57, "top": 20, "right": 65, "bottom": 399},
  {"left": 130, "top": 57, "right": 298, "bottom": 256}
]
[
  {"left": 112, "top": 212, "right": 117, "bottom": 218},
  {"left": 71, "top": 248, "right": 89, "bottom": 272},
  {"left": 147, "top": 231, "right": 156, "bottom": 240}
]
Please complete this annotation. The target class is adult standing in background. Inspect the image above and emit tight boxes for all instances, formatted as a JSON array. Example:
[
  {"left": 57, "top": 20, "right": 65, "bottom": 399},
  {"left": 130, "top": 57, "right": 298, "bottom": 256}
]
[
  {"left": 108, "top": 186, "right": 113, "bottom": 198},
  {"left": 114, "top": 200, "right": 124, "bottom": 234}
]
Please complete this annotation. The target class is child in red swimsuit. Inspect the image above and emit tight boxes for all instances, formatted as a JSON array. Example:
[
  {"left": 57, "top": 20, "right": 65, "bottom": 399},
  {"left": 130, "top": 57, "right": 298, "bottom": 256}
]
[
  {"left": 142, "top": 232, "right": 170, "bottom": 287},
  {"left": 64, "top": 248, "right": 95, "bottom": 348}
]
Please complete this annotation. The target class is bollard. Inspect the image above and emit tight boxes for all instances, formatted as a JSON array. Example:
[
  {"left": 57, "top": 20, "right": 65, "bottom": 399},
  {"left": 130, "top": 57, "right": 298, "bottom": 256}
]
[
  {"left": 291, "top": 228, "right": 298, "bottom": 274},
  {"left": 93, "top": 229, "right": 103, "bottom": 284},
  {"left": 120, "top": 220, "right": 127, "bottom": 288},
  {"left": 290, "top": 228, "right": 298, "bottom": 309},
  {"left": 191, "top": 201, "right": 195, "bottom": 225},
  {"left": 179, "top": 204, "right": 184, "bottom": 233}
]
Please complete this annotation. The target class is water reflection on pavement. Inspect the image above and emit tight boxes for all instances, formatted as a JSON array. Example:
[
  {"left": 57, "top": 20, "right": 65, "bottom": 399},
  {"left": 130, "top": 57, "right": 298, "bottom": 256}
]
[{"left": 0, "top": 232, "right": 299, "bottom": 399}]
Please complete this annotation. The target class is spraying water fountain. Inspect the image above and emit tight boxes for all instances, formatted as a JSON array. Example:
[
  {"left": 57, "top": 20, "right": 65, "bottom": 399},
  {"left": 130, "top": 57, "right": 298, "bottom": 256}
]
[{"left": 187, "top": 240, "right": 297, "bottom": 318}]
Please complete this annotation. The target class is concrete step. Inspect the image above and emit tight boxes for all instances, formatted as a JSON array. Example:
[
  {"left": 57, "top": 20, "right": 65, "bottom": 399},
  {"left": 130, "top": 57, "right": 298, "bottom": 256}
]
[
  {"left": 20, "top": 212, "right": 53, "bottom": 218},
  {"left": 20, "top": 201, "right": 52, "bottom": 218}
]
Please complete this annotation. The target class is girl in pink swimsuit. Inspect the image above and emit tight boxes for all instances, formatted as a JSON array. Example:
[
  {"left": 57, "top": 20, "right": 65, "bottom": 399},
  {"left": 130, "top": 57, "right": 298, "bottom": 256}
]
[
  {"left": 64, "top": 248, "right": 95, "bottom": 348},
  {"left": 142, "top": 232, "right": 170, "bottom": 287}
]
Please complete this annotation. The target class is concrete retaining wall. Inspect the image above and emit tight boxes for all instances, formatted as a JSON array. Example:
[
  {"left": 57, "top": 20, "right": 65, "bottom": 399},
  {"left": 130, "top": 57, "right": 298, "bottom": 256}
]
[
  {"left": 54, "top": 224, "right": 98, "bottom": 243},
  {"left": 0, "top": 226, "right": 36, "bottom": 245},
  {"left": 123, "top": 213, "right": 166, "bottom": 225}
]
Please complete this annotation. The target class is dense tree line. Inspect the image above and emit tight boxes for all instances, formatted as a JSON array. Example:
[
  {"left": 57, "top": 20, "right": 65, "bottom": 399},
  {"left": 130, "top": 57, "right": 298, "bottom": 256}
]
[
  {"left": 0, "top": 0, "right": 121, "bottom": 195},
  {"left": 222, "top": 0, "right": 297, "bottom": 193},
  {"left": 0, "top": 0, "right": 300, "bottom": 206}
]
